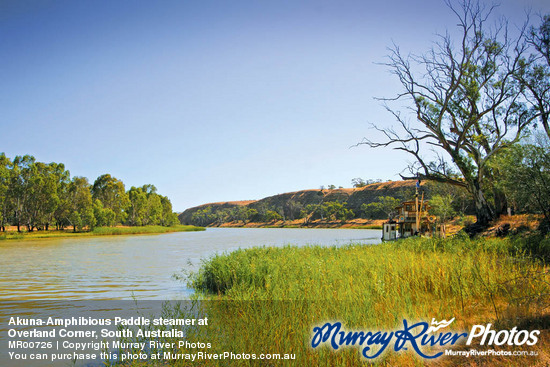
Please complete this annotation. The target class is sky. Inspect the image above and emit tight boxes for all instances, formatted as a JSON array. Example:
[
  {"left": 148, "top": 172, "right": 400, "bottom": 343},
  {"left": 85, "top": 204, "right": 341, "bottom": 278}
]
[{"left": 1, "top": 0, "right": 549, "bottom": 211}]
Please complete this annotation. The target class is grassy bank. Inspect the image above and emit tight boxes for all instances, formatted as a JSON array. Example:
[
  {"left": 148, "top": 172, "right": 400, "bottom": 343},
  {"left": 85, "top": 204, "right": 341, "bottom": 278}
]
[
  {"left": 177, "top": 234, "right": 548, "bottom": 366},
  {"left": 0, "top": 225, "right": 204, "bottom": 240},
  {"left": 104, "top": 234, "right": 549, "bottom": 366}
]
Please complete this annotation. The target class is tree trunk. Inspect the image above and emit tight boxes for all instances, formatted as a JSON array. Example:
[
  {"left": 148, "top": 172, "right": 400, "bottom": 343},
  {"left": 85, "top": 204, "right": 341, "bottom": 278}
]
[
  {"left": 493, "top": 188, "right": 508, "bottom": 217},
  {"left": 472, "top": 185, "right": 494, "bottom": 226}
]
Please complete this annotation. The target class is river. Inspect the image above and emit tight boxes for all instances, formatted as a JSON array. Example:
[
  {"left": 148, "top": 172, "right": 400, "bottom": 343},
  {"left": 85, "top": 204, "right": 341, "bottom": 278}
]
[
  {"left": 0, "top": 227, "right": 381, "bottom": 300},
  {"left": 0, "top": 228, "right": 382, "bottom": 366}
]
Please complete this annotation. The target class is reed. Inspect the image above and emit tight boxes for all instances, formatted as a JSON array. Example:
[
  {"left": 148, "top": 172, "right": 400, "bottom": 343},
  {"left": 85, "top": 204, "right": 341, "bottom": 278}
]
[
  {"left": 181, "top": 235, "right": 549, "bottom": 366},
  {"left": 110, "top": 235, "right": 549, "bottom": 366}
]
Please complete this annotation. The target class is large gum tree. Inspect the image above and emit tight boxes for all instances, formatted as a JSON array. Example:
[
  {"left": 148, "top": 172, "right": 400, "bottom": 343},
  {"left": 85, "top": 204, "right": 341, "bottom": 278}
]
[{"left": 363, "top": 0, "right": 537, "bottom": 226}]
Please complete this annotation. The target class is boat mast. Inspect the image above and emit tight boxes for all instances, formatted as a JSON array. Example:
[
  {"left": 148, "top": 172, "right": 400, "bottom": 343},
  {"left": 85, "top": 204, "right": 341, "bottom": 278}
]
[{"left": 415, "top": 175, "right": 421, "bottom": 235}]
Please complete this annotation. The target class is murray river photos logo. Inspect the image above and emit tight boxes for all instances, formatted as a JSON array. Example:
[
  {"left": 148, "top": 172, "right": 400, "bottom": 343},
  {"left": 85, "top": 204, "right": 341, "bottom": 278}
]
[{"left": 311, "top": 318, "right": 540, "bottom": 359}]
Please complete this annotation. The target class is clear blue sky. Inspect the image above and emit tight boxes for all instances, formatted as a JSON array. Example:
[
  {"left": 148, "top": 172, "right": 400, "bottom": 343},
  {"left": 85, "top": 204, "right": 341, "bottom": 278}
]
[{"left": 1, "top": 0, "right": 549, "bottom": 211}]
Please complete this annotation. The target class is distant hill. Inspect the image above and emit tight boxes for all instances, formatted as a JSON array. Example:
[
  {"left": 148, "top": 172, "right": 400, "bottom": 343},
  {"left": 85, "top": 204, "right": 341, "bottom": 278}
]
[{"left": 179, "top": 180, "right": 428, "bottom": 226}]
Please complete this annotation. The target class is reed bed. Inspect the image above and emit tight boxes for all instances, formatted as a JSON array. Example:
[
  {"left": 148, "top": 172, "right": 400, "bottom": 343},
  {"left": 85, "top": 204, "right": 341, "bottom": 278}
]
[
  {"left": 115, "top": 235, "right": 549, "bottom": 366},
  {"left": 181, "top": 235, "right": 549, "bottom": 366}
]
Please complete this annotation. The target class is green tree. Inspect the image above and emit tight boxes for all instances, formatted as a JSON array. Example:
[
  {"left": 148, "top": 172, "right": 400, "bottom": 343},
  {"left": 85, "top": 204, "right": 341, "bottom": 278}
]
[
  {"left": 494, "top": 138, "right": 550, "bottom": 228},
  {"left": 67, "top": 177, "right": 95, "bottom": 232},
  {"left": 127, "top": 186, "right": 147, "bottom": 226},
  {"left": 429, "top": 194, "right": 456, "bottom": 224},
  {"left": 91, "top": 174, "right": 129, "bottom": 224},
  {"left": 361, "top": 196, "right": 400, "bottom": 220},
  {"left": 321, "top": 201, "right": 354, "bottom": 221},
  {"left": 361, "top": 1, "right": 535, "bottom": 225},
  {"left": 93, "top": 199, "right": 116, "bottom": 227},
  {"left": 160, "top": 196, "right": 179, "bottom": 226},
  {"left": 144, "top": 192, "right": 162, "bottom": 225},
  {"left": 265, "top": 210, "right": 283, "bottom": 222},
  {"left": 21, "top": 161, "right": 61, "bottom": 231},
  {"left": 7, "top": 155, "right": 34, "bottom": 232},
  {"left": 285, "top": 200, "right": 303, "bottom": 220},
  {"left": 191, "top": 207, "right": 215, "bottom": 226},
  {"left": 46, "top": 162, "right": 70, "bottom": 230},
  {"left": 54, "top": 175, "right": 71, "bottom": 230},
  {"left": 0, "top": 153, "right": 11, "bottom": 231},
  {"left": 424, "top": 181, "right": 471, "bottom": 217},
  {"left": 233, "top": 206, "right": 249, "bottom": 224}
]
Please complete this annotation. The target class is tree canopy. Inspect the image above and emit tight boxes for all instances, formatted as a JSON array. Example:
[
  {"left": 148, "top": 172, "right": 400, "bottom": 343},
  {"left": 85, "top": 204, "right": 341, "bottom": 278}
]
[
  {"left": 0, "top": 153, "right": 180, "bottom": 232},
  {"left": 362, "top": 0, "right": 542, "bottom": 226}
]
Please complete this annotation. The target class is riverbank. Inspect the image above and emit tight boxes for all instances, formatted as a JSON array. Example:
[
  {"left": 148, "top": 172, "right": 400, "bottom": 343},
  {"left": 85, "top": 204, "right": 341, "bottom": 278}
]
[
  {"left": 0, "top": 225, "right": 204, "bottom": 241},
  {"left": 216, "top": 217, "right": 386, "bottom": 229},
  {"left": 179, "top": 234, "right": 550, "bottom": 366}
]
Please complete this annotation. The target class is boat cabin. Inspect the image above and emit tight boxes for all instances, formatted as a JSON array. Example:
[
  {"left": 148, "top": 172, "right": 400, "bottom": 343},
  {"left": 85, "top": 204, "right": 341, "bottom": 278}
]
[
  {"left": 383, "top": 200, "right": 438, "bottom": 240},
  {"left": 382, "top": 221, "right": 397, "bottom": 241},
  {"left": 396, "top": 200, "right": 435, "bottom": 237}
]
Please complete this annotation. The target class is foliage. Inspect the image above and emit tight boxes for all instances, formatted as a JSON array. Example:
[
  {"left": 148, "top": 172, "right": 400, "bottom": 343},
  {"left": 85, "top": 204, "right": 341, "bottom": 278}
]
[
  {"left": 360, "top": 196, "right": 400, "bottom": 219},
  {"left": 429, "top": 194, "right": 456, "bottom": 223},
  {"left": 351, "top": 177, "right": 382, "bottom": 187},
  {"left": 265, "top": 209, "right": 283, "bottom": 222},
  {"left": 494, "top": 139, "right": 550, "bottom": 225},
  {"left": 0, "top": 153, "right": 11, "bottom": 231},
  {"left": 361, "top": 1, "right": 537, "bottom": 225},
  {"left": 0, "top": 153, "right": 181, "bottom": 232},
  {"left": 320, "top": 201, "right": 354, "bottom": 221},
  {"left": 67, "top": 177, "right": 95, "bottom": 231},
  {"left": 126, "top": 185, "right": 172, "bottom": 226},
  {"left": 298, "top": 201, "right": 354, "bottom": 222},
  {"left": 424, "top": 181, "right": 471, "bottom": 216},
  {"left": 91, "top": 174, "right": 129, "bottom": 224}
]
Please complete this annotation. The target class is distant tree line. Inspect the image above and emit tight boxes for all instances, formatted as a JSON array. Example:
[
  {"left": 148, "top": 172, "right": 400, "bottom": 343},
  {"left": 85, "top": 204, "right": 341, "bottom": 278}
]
[
  {"left": 188, "top": 146, "right": 550, "bottom": 227},
  {"left": 187, "top": 178, "right": 477, "bottom": 227},
  {"left": 0, "top": 154, "right": 180, "bottom": 232},
  {"left": 190, "top": 200, "right": 356, "bottom": 226}
]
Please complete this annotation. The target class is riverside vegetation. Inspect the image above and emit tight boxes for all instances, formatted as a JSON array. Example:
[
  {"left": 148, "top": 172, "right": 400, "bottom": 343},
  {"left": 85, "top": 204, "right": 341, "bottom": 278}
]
[
  {"left": 0, "top": 154, "right": 190, "bottom": 236},
  {"left": 110, "top": 232, "right": 550, "bottom": 366},
  {"left": 0, "top": 225, "right": 204, "bottom": 241}
]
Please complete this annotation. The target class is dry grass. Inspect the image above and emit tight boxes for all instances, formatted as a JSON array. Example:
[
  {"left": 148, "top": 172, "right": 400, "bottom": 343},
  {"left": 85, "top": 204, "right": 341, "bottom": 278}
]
[{"left": 183, "top": 236, "right": 550, "bottom": 366}]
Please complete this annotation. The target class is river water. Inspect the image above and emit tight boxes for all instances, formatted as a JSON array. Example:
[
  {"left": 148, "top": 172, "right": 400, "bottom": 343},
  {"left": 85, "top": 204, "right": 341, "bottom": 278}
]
[
  {"left": 0, "top": 228, "right": 381, "bottom": 300},
  {"left": 0, "top": 228, "right": 381, "bottom": 366}
]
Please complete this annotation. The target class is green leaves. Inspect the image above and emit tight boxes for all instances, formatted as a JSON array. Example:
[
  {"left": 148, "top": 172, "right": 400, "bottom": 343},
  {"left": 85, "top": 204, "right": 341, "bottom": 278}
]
[
  {"left": 360, "top": 196, "right": 400, "bottom": 220},
  {"left": 0, "top": 153, "right": 181, "bottom": 231},
  {"left": 429, "top": 194, "right": 456, "bottom": 223},
  {"left": 493, "top": 140, "right": 550, "bottom": 223}
]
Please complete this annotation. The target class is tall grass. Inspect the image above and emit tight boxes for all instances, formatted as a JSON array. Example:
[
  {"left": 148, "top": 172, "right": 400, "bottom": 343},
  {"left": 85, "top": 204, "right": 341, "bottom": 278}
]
[
  {"left": 180, "top": 235, "right": 549, "bottom": 366},
  {"left": 109, "top": 235, "right": 549, "bottom": 366}
]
